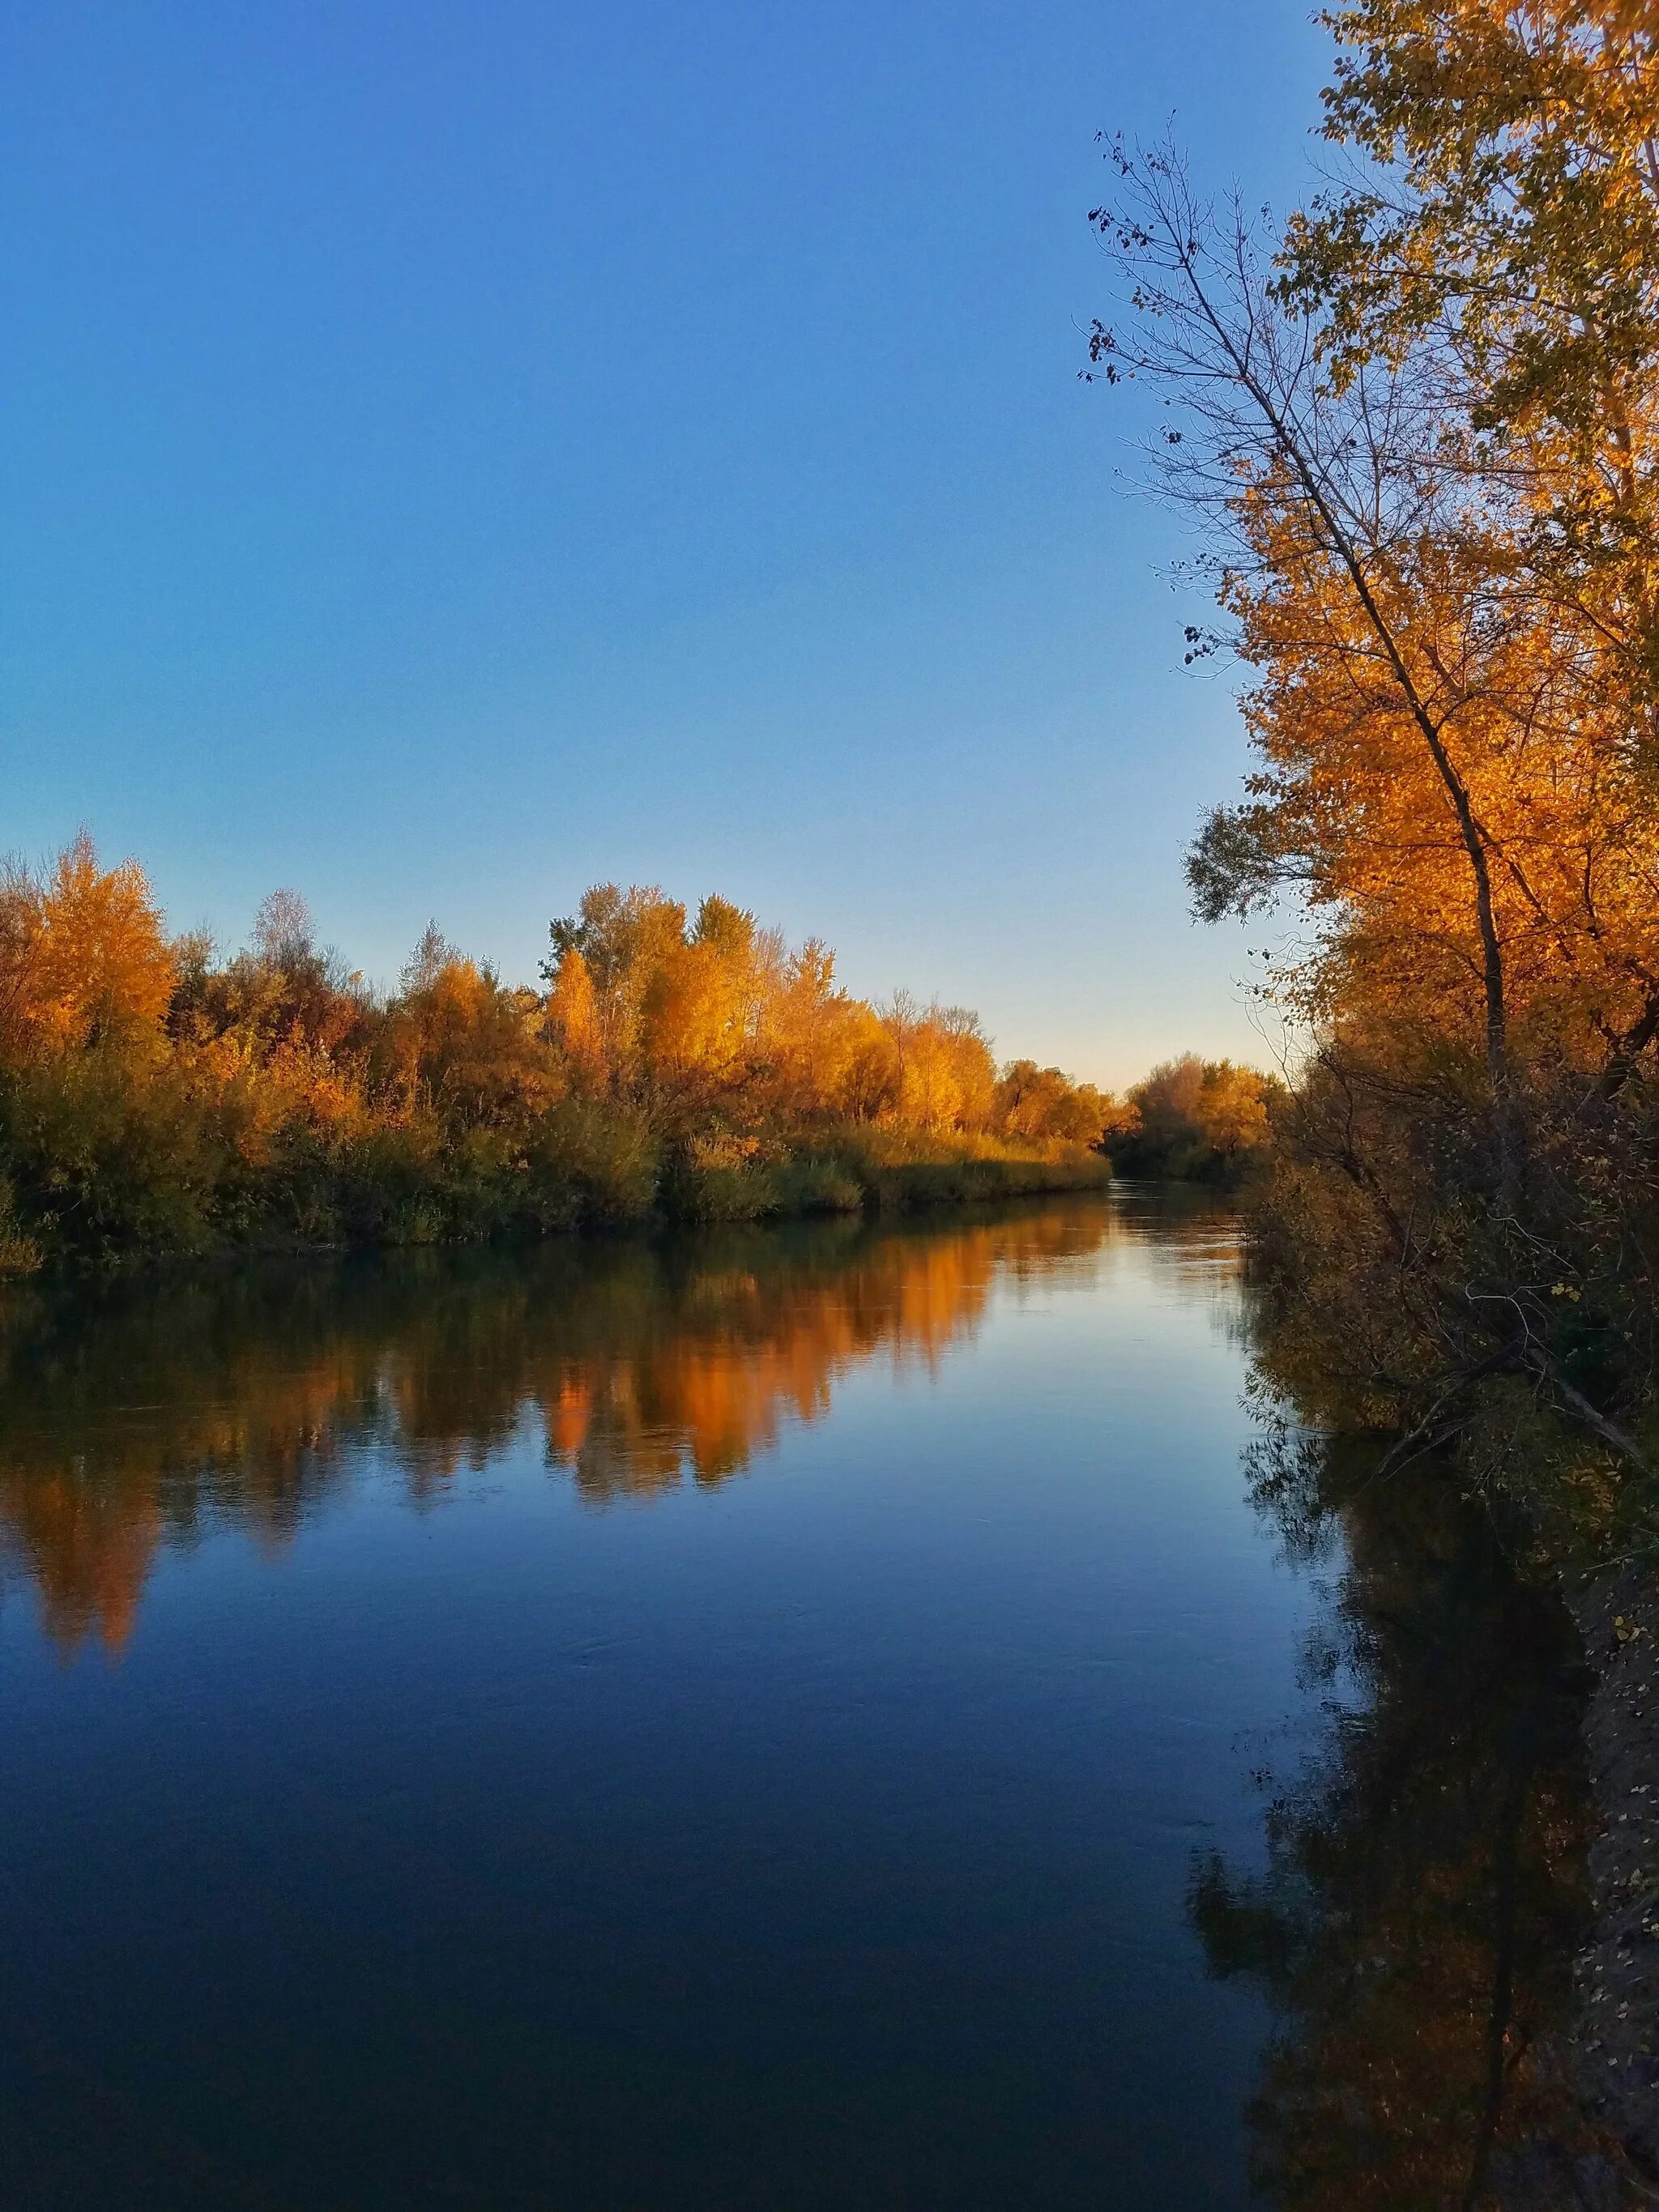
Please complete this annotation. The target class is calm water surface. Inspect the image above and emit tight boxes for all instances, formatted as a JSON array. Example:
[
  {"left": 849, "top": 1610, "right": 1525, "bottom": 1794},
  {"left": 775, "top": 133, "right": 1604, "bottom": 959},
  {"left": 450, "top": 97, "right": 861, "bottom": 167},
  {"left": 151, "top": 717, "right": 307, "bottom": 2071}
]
[{"left": 0, "top": 1192, "right": 1592, "bottom": 2209}]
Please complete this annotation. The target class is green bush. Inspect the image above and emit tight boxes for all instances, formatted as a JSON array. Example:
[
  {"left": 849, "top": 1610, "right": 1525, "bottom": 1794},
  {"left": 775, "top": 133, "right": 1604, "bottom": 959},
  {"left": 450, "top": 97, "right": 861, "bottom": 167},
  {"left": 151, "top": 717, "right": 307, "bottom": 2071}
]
[
  {"left": 0, "top": 1176, "right": 41, "bottom": 1276},
  {"left": 0, "top": 1052, "right": 1107, "bottom": 1273},
  {"left": 522, "top": 1100, "right": 659, "bottom": 1229},
  {"left": 0, "top": 1049, "right": 223, "bottom": 1262},
  {"left": 773, "top": 1154, "right": 864, "bottom": 1216},
  {"left": 663, "top": 1157, "right": 782, "bottom": 1223}
]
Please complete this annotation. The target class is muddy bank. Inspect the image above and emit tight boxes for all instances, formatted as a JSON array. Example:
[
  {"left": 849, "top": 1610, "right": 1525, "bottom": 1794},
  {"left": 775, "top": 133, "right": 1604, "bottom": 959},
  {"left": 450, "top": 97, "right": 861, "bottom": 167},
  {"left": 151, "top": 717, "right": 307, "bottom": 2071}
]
[
  {"left": 1565, "top": 1568, "right": 1659, "bottom": 2196},
  {"left": 1496, "top": 1568, "right": 1659, "bottom": 2209}
]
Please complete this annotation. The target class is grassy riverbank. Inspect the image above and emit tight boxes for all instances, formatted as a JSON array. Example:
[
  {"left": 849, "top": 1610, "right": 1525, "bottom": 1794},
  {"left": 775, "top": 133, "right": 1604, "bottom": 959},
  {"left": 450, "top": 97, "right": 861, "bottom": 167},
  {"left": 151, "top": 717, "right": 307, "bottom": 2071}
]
[
  {"left": 0, "top": 1100, "right": 1109, "bottom": 1274},
  {"left": 663, "top": 1128, "right": 1111, "bottom": 1225}
]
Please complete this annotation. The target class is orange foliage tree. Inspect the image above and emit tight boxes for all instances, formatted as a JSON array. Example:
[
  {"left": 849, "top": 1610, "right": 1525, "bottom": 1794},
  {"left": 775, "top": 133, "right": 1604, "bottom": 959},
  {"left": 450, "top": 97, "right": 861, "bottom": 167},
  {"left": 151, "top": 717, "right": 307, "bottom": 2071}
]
[
  {"left": 1090, "top": 0, "right": 1659, "bottom": 1502},
  {"left": 0, "top": 833, "right": 176, "bottom": 1060}
]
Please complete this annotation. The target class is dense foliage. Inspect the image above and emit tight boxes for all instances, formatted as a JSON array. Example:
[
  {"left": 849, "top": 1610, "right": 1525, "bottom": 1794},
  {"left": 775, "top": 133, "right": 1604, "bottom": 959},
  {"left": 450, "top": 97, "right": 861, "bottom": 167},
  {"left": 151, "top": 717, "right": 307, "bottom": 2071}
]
[
  {"left": 0, "top": 842, "right": 1112, "bottom": 1268},
  {"left": 1094, "top": 0, "right": 1659, "bottom": 1554}
]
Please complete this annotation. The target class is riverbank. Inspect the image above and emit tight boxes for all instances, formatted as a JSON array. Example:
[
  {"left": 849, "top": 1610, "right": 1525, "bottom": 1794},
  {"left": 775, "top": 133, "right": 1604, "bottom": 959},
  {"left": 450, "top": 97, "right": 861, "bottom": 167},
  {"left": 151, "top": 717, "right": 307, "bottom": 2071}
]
[
  {"left": 0, "top": 1121, "right": 1110, "bottom": 1276},
  {"left": 1439, "top": 1556, "right": 1659, "bottom": 2212},
  {"left": 1478, "top": 1557, "right": 1659, "bottom": 2211},
  {"left": 1544, "top": 1567, "right": 1659, "bottom": 2206},
  {"left": 0, "top": 848, "right": 1122, "bottom": 1276},
  {"left": 1241, "top": 1176, "right": 1659, "bottom": 2201},
  {"left": 664, "top": 1131, "right": 1110, "bottom": 1224}
]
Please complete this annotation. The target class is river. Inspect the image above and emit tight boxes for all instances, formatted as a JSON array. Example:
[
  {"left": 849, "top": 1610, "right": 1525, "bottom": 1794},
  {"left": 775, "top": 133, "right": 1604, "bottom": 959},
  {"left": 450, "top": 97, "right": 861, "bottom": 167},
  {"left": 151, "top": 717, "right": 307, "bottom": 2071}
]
[{"left": 0, "top": 1191, "right": 1597, "bottom": 2209}]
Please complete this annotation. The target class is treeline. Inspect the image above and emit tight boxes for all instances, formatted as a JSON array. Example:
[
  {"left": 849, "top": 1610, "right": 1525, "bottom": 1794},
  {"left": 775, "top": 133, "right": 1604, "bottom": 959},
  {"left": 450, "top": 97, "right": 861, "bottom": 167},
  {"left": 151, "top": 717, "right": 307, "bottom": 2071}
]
[
  {"left": 0, "top": 842, "right": 1112, "bottom": 1268},
  {"left": 1098, "top": 0, "right": 1659, "bottom": 1554}
]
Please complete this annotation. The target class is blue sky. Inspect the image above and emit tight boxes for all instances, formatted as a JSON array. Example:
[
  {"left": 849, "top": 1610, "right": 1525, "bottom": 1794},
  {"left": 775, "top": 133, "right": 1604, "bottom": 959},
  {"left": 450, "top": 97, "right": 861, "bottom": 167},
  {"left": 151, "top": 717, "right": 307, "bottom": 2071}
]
[{"left": 2, "top": 0, "right": 1328, "bottom": 1086}]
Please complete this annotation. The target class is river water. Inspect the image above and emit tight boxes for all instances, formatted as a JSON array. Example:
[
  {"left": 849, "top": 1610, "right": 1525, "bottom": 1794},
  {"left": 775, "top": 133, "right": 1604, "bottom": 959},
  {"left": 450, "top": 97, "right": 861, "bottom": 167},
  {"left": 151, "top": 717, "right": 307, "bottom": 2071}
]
[{"left": 0, "top": 1191, "right": 1596, "bottom": 2209}]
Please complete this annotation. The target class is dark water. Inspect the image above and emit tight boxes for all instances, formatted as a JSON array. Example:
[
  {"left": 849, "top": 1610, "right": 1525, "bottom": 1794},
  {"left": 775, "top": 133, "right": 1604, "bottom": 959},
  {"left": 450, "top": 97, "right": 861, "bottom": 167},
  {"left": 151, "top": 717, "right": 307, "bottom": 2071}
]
[{"left": 0, "top": 1193, "right": 1596, "bottom": 2210}]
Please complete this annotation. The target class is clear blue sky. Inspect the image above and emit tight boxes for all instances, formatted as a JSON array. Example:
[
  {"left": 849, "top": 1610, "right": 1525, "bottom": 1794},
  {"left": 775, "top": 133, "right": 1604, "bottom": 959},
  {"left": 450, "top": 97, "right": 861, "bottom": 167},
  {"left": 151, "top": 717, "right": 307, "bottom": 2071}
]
[{"left": 2, "top": 0, "right": 1327, "bottom": 1088}]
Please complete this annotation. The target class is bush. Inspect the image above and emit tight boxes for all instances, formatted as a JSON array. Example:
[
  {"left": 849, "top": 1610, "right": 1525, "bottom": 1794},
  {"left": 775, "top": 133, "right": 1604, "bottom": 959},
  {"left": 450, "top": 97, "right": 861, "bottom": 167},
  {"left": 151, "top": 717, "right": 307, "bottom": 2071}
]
[
  {"left": 663, "top": 1158, "right": 782, "bottom": 1222},
  {"left": 522, "top": 1101, "right": 659, "bottom": 1230},
  {"left": 0, "top": 1049, "right": 223, "bottom": 1261},
  {"left": 773, "top": 1154, "right": 864, "bottom": 1216},
  {"left": 0, "top": 1177, "right": 41, "bottom": 1276}
]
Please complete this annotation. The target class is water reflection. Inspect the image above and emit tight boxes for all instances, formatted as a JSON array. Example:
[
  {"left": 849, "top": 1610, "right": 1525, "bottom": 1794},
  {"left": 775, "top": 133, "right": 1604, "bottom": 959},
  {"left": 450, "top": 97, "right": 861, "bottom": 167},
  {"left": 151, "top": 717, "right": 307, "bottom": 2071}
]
[
  {"left": 1192, "top": 1425, "right": 1617, "bottom": 2208},
  {"left": 0, "top": 1197, "right": 1224, "bottom": 1657},
  {"left": 5, "top": 1190, "right": 1615, "bottom": 2208}
]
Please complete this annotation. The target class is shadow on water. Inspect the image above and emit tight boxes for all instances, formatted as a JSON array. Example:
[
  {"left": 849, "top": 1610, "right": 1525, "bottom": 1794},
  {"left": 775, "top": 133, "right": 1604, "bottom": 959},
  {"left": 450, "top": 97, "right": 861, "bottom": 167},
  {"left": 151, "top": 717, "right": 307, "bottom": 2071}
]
[{"left": 1190, "top": 1418, "right": 1619, "bottom": 2210}]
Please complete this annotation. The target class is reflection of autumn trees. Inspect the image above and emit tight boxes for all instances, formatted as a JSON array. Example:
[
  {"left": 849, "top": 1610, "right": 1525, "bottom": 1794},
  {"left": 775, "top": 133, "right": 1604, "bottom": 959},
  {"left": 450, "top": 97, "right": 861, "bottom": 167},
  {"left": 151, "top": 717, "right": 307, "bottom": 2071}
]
[
  {"left": 0, "top": 1204, "right": 1131, "bottom": 1656},
  {"left": 1192, "top": 1429, "right": 1615, "bottom": 2209}
]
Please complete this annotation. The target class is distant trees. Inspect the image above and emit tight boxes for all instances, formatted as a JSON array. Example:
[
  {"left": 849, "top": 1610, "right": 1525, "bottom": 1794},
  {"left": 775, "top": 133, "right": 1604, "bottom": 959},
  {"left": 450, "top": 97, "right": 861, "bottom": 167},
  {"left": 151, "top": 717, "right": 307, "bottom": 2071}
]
[
  {"left": 1104, "top": 1056, "right": 1279, "bottom": 1182},
  {"left": 536, "top": 882, "right": 1118, "bottom": 1145}
]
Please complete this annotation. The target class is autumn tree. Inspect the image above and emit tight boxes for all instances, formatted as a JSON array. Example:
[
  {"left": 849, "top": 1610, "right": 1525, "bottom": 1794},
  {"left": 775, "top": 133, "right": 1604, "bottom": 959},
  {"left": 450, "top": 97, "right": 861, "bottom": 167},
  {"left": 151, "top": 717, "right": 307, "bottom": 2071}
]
[
  {"left": 385, "top": 938, "right": 559, "bottom": 1130},
  {"left": 1106, "top": 1055, "right": 1277, "bottom": 1178},
  {"left": 539, "top": 886, "right": 1004, "bottom": 1137},
  {"left": 1286, "top": 0, "right": 1659, "bottom": 740},
  {"left": 0, "top": 854, "right": 1107, "bottom": 1265},
  {"left": 992, "top": 1060, "right": 1114, "bottom": 1146},
  {"left": 543, "top": 944, "right": 605, "bottom": 1088},
  {"left": 0, "top": 834, "right": 176, "bottom": 1061},
  {"left": 762, "top": 940, "right": 896, "bottom": 1122},
  {"left": 1090, "top": 76, "right": 1659, "bottom": 1478},
  {"left": 881, "top": 995, "right": 996, "bottom": 1134}
]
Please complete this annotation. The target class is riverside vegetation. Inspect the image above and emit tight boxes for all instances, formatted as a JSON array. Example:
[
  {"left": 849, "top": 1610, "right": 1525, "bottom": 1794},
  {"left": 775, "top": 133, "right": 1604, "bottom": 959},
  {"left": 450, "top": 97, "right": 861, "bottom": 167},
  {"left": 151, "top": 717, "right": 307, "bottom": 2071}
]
[
  {"left": 0, "top": 850, "right": 1134, "bottom": 1271},
  {"left": 1093, "top": 1, "right": 1659, "bottom": 2191},
  {"left": 1095, "top": 0, "right": 1659, "bottom": 1600}
]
